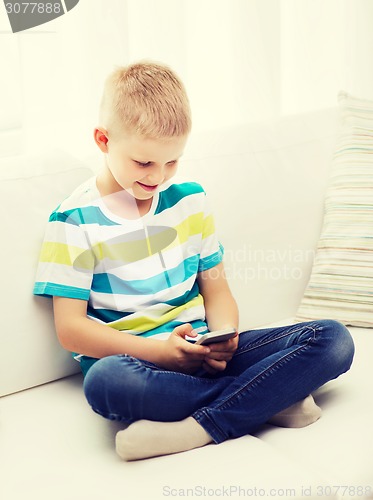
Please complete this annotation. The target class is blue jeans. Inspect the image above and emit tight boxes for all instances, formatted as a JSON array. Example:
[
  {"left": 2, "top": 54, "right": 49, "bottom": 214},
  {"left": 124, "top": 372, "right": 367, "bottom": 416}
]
[{"left": 82, "top": 320, "right": 354, "bottom": 443}]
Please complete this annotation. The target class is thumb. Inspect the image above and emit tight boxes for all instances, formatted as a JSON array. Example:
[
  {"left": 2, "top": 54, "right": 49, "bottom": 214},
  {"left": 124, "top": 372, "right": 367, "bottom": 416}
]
[
  {"left": 172, "top": 323, "right": 194, "bottom": 339},
  {"left": 171, "top": 325, "right": 211, "bottom": 355}
]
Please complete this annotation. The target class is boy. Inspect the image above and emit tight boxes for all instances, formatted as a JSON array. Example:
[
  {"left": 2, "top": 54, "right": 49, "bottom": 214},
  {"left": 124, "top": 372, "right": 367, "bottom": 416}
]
[{"left": 34, "top": 62, "right": 354, "bottom": 461}]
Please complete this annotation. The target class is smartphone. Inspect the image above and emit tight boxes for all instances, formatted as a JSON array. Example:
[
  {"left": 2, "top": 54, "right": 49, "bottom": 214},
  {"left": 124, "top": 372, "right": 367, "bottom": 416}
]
[{"left": 195, "top": 327, "right": 237, "bottom": 345}]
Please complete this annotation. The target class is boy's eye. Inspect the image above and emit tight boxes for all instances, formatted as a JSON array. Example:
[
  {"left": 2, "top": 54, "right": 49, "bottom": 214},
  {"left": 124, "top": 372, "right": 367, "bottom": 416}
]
[
  {"left": 134, "top": 160, "right": 178, "bottom": 167},
  {"left": 135, "top": 161, "right": 151, "bottom": 167}
]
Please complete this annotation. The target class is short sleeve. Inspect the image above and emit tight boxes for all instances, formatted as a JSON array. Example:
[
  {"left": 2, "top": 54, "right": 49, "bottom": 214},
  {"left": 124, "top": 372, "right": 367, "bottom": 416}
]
[
  {"left": 33, "top": 209, "right": 94, "bottom": 300},
  {"left": 197, "top": 194, "right": 224, "bottom": 272}
]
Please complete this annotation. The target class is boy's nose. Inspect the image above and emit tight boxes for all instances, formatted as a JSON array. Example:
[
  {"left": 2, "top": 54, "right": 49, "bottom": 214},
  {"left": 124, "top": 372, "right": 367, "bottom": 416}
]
[{"left": 147, "top": 165, "right": 165, "bottom": 184}]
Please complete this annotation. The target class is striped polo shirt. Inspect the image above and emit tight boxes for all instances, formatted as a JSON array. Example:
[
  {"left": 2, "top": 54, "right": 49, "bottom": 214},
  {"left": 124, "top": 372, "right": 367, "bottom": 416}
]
[{"left": 33, "top": 176, "right": 223, "bottom": 342}]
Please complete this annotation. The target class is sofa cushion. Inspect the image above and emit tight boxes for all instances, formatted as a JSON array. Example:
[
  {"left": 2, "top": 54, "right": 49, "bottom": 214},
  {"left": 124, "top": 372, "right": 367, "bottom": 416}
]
[
  {"left": 0, "top": 150, "right": 93, "bottom": 396},
  {"left": 182, "top": 108, "right": 338, "bottom": 330},
  {"left": 296, "top": 92, "right": 373, "bottom": 328}
]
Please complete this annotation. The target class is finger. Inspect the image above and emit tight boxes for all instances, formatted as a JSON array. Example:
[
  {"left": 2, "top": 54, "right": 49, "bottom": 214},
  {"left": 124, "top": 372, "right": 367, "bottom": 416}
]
[
  {"left": 204, "top": 357, "right": 227, "bottom": 372},
  {"left": 203, "top": 341, "right": 237, "bottom": 359},
  {"left": 204, "top": 336, "right": 238, "bottom": 352},
  {"left": 185, "top": 342, "right": 211, "bottom": 358},
  {"left": 172, "top": 323, "right": 193, "bottom": 338},
  {"left": 203, "top": 360, "right": 226, "bottom": 374},
  {"left": 174, "top": 335, "right": 211, "bottom": 357},
  {"left": 171, "top": 325, "right": 213, "bottom": 358},
  {"left": 205, "top": 351, "right": 233, "bottom": 362},
  {"left": 202, "top": 362, "right": 218, "bottom": 375}
]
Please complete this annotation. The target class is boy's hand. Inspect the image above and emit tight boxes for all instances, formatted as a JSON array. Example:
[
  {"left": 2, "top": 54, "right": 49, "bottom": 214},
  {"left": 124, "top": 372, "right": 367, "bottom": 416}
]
[
  {"left": 202, "top": 333, "right": 239, "bottom": 374},
  {"left": 160, "top": 324, "right": 211, "bottom": 374}
]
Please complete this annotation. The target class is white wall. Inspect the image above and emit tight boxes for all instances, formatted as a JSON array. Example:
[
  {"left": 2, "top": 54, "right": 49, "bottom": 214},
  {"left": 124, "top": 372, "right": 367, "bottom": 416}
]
[
  {"left": 280, "top": 0, "right": 346, "bottom": 114},
  {"left": 280, "top": 0, "right": 373, "bottom": 114},
  {"left": 1, "top": 0, "right": 373, "bottom": 158},
  {"left": 343, "top": 0, "right": 373, "bottom": 100},
  {"left": 124, "top": 0, "right": 373, "bottom": 130},
  {"left": 126, "top": 0, "right": 282, "bottom": 130}
]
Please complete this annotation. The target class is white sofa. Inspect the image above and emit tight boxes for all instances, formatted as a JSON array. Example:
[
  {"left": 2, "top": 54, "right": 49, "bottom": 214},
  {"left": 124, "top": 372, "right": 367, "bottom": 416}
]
[{"left": 1, "top": 108, "right": 372, "bottom": 500}]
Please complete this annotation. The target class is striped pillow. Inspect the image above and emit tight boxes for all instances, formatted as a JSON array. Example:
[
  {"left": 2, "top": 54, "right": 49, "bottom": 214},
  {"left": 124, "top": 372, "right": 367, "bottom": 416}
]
[{"left": 296, "top": 92, "right": 373, "bottom": 328}]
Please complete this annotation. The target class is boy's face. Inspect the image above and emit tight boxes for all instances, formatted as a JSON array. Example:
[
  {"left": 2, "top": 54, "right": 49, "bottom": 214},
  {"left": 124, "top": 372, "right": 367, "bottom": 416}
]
[{"left": 100, "top": 131, "right": 188, "bottom": 204}]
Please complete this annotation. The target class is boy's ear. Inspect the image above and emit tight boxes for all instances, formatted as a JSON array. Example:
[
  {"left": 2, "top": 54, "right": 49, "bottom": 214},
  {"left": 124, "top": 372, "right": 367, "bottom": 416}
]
[{"left": 94, "top": 127, "right": 109, "bottom": 152}]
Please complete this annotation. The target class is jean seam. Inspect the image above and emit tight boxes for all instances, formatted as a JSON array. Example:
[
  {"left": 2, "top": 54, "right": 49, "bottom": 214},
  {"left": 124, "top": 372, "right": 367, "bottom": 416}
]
[
  {"left": 90, "top": 405, "right": 133, "bottom": 424},
  {"left": 193, "top": 411, "right": 226, "bottom": 443},
  {"left": 217, "top": 343, "right": 311, "bottom": 410},
  {"left": 196, "top": 325, "right": 319, "bottom": 441},
  {"left": 132, "top": 358, "right": 219, "bottom": 385},
  {"left": 236, "top": 324, "right": 317, "bottom": 357},
  {"left": 221, "top": 325, "right": 318, "bottom": 408}
]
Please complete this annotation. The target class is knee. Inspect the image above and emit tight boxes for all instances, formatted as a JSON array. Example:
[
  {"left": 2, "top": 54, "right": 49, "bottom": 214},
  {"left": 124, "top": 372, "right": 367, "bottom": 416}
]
[
  {"left": 317, "top": 319, "right": 355, "bottom": 373},
  {"left": 83, "top": 356, "right": 118, "bottom": 412},
  {"left": 83, "top": 355, "right": 147, "bottom": 421}
]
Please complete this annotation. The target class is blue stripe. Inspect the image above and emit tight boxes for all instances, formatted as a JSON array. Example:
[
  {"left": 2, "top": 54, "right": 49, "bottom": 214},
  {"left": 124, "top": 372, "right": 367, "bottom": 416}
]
[
  {"left": 155, "top": 182, "right": 205, "bottom": 214},
  {"left": 87, "top": 282, "right": 200, "bottom": 323},
  {"left": 87, "top": 306, "right": 132, "bottom": 322},
  {"left": 164, "top": 281, "right": 200, "bottom": 307},
  {"left": 198, "top": 244, "right": 224, "bottom": 272},
  {"left": 33, "top": 282, "right": 90, "bottom": 300},
  {"left": 50, "top": 206, "right": 120, "bottom": 226},
  {"left": 91, "top": 255, "right": 200, "bottom": 295}
]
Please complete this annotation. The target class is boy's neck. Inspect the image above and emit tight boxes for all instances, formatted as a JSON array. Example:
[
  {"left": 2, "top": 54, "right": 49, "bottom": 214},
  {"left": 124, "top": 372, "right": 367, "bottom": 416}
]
[
  {"left": 96, "top": 172, "right": 153, "bottom": 219},
  {"left": 136, "top": 198, "right": 153, "bottom": 217}
]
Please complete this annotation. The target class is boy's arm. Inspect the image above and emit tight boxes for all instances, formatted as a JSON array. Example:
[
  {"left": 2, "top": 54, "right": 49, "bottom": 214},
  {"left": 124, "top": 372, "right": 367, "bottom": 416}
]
[
  {"left": 197, "top": 262, "right": 239, "bottom": 373},
  {"left": 197, "top": 262, "right": 239, "bottom": 332},
  {"left": 53, "top": 297, "right": 210, "bottom": 374}
]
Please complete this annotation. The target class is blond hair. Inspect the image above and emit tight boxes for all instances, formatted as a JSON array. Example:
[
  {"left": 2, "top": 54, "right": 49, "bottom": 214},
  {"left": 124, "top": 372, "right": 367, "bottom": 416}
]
[{"left": 99, "top": 61, "right": 192, "bottom": 139}]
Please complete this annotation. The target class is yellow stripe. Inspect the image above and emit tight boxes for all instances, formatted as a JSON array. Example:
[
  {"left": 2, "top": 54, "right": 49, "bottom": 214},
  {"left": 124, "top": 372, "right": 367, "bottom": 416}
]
[
  {"left": 202, "top": 214, "right": 215, "bottom": 239},
  {"left": 174, "top": 212, "right": 203, "bottom": 243},
  {"left": 109, "top": 295, "right": 204, "bottom": 332},
  {"left": 165, "top": 212, "right": 214, "bottom": 249},
  {"left": 144, "top": 226, "right": 152, "bottom": 257},
  {"left": 40, "top": 242, "right": 94, "bottom": 269},
  {"left": 40, "top": 212, "right": 215, "bottom": 268}
]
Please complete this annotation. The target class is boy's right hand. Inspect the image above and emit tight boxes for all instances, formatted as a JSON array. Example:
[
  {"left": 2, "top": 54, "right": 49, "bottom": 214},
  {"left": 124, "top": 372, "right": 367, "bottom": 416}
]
[{"left": 159, "top": 324, "right": 211, "bottom": 374}]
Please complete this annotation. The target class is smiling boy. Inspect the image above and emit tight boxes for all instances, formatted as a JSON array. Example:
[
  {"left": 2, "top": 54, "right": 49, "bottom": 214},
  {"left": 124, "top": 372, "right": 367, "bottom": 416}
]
[{"left": 33, "top": 62, "right": 354, "bottom": 461}]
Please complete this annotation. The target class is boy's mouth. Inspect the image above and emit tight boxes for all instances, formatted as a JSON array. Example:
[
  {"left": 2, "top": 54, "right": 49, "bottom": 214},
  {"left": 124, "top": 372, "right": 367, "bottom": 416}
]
[{"left": 137, "top": 182, "right": 158, "bottom": 192}]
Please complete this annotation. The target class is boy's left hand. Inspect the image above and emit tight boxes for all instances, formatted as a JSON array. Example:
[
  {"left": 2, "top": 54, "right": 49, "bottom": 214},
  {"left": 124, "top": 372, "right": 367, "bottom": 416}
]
[{"left": 202, "top": 333, "right": 239, "bottom": 374}]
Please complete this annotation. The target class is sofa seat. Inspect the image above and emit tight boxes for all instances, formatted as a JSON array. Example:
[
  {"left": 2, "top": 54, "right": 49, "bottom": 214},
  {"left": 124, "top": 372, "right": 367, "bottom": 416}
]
[{"left": 1, "top": 324, "right": 371, "bottom": 500}]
